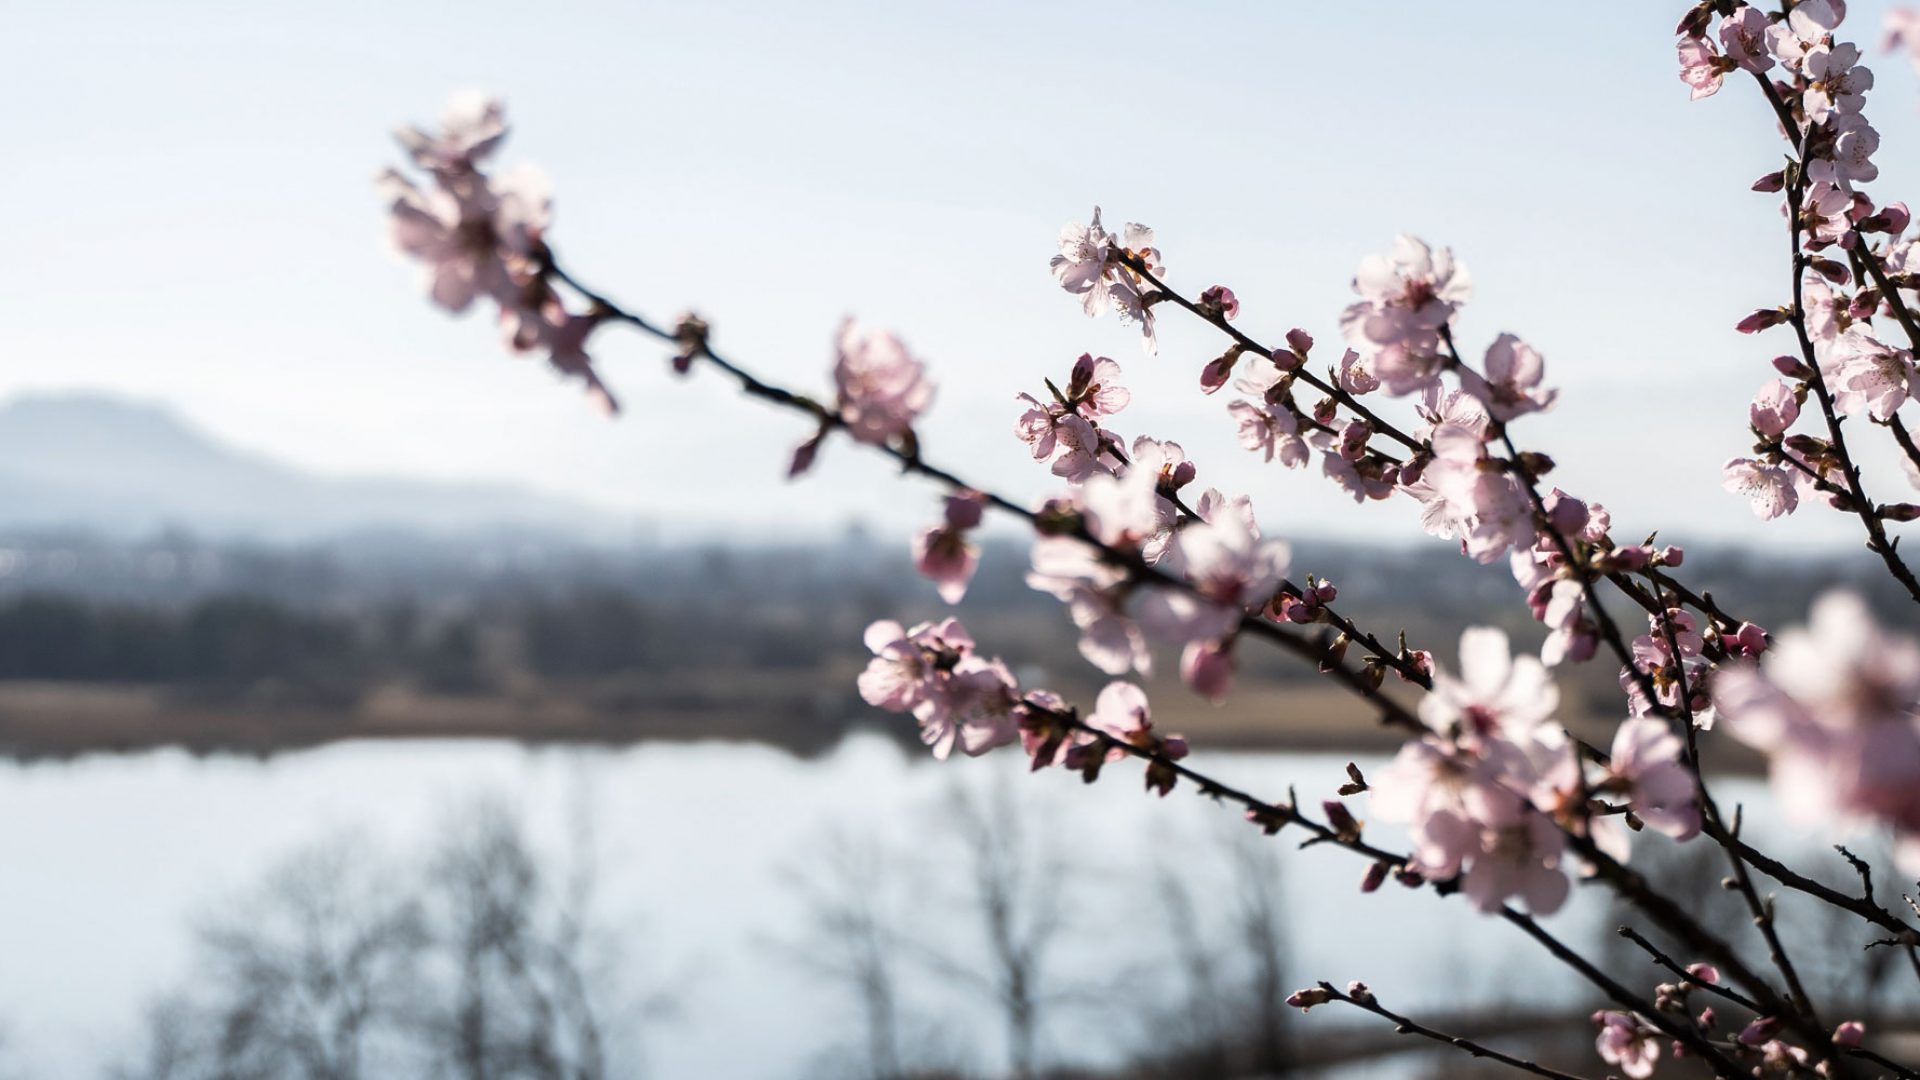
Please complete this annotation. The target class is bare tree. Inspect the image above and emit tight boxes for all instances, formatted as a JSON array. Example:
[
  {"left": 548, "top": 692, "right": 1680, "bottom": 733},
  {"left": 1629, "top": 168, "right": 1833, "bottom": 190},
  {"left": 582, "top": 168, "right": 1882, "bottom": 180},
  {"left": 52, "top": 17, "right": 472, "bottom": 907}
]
[
  {"left": 418, "top": 796, "right": 640, "bottom": 1080},
  {"left": 1226, "top": 828, "right": 1291, "bottom": 1074},
  {"left": 114, "top": 834, "right": 431, "bottom": 1080},
  {"left": 926, "top": 773, "right": 1075, "bottom": 1080},
  {"left": 776, "top": 828, "right": 914, "bottom": 1080}
]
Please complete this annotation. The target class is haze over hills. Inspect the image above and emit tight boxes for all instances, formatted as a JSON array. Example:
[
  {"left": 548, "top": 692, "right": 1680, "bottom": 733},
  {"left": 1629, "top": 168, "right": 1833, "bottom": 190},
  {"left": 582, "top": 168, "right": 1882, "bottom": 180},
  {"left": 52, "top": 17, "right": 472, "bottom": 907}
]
[{"left": 0, "top": 394, "right": 634, "bottom": 541}]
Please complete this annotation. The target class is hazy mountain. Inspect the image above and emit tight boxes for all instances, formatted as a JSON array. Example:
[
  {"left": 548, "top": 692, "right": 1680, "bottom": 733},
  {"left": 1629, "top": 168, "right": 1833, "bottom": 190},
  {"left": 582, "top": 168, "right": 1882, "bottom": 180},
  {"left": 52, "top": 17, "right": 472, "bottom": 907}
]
[{"left": 0, "top": 394, "right": 632, "bottom": 540}]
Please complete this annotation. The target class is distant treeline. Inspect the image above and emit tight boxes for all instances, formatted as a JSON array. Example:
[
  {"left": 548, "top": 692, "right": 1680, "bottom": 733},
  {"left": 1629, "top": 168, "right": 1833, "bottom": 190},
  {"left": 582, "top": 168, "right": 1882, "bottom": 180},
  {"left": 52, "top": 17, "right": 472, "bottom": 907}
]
[
  {"left": 0, "top": 590, "right": 866, "bottom": 697},
  {"left": 0, "top": 533, "right": 1906, "bottom": 710}
]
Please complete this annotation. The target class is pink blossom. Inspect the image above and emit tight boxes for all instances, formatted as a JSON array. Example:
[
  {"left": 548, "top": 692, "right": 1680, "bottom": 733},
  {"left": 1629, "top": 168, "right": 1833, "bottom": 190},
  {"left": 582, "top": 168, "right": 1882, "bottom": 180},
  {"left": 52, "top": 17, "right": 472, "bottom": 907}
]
[
  {"left": 1373, "top": 341, "right": 1448, "bottom": 396},
  {"left": 1804, "top": 42, "right": 1873, "bottom": 123},
  {"left": 857, "top": 618, "right": 1021, "bottom": 760},
  {"left": 1340, "top": 235, "right": 1472, "bottom": 352},
  {"left": 1460, "top": 333, "right": 1558, "bottom": 421},
  {"left": 1768, "top": 0, "right": 1841, "bottom": 71},
  {"left": 912, "top": 492, "right": 985, "bottom": 603},
  {"left": 1677, "top": 37, "right": 1730, "bottom": 99},
  {"left": 1750, "top": 378, "right": 1801, "bottom": 437},
  {"left": 1714, "top": 592, "right": 1920, "bottom": 873},
  {"left": 1138, "top": 510, "right": 1290, "bottom": 645},
  {"left": 380, "top": 162, "right": 549, "bottom": 314},
  {"left": 1886, "top": 8, "right": 1920, "bottom": 69},
  {"left": 1199, "top": 284, "right": 1240, "bottom": 321},
  {"left": 1810, "top": 113, "right": 1881, "bottom": 188},
  {"left": 1829, "top": 326, "right": 1919, "bottom": 420},
  {"left": 1181, "top": 639, "right": 1236, "bottom": 703},
  {"left": 498, "top": 301, "right": 617, "bottom": 414},
  {"left": 1027, "top": 496, "right": 1155, "bottom": 676},
  {"left": 1337, "top": 349, "right": 1379, "bottom": 395},
  {"left": 1047, "top": 414, "right": 1118, "bottom": 483},
  {"left": 1419, "top": 627, "right": 1561, "bottom": 749},
  {"left": 1720, "top": 5, "right": 1776, "bottom": 73},
  {"left": 1834, "top": 1020, "right": 1866, "bottom": 1048},
  {"left": 1803, "top": 276, "right": 1853, "bottom": 349},
  {"left": 1606, "top": 716, "right": 1703, "bottom": 840},
  {"left": 1800, "top": 181, "right": 1854, "bottom": 248},
  {"left": 1086, "top": 681, "right": 1183, "bottom": 754},
  {"left": 1318, "top": 446, "right": 1399, "bottom": 504},
  {"left": 1722, "top": 457, "right": 1801, "bottom": 519},
  {"left": 834, "top": 320, "right": 934, "bottom": 446},
  {"left": 1050, "top": 206, "right": 1119, "bottom": 316},
  {"left": 1594, "top": 1011, "right": 1660, "bottom": 1079},
  {"left": 1110, "top": 278, "right": 1160, "bottom": 356},
  {"left": 1065, "top": 353, "right": 1130, "bottom": 418},
  {"left": 394, "top": 92, "right": 507, "bottom": 179},
  {"left": 1228, "top": 399, "right": 1310, "bottom": 468}
]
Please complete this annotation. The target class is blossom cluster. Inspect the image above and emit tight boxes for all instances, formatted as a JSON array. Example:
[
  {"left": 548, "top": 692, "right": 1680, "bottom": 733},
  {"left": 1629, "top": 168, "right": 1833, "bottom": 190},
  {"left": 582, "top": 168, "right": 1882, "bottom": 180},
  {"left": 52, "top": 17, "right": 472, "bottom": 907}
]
[
  {"left": 1674, "top": 3, "right": 1920, "bottom": 520},
  {"left": 379, "top": 95, "right": 617, "bottom": 413},
  {"left": 1368, "top": 627, "right": 1700, "bottom": 915},
  {"left": 385, "top": 29, "right": 1920, "bottom": 1068},
  {"left": 855, "top": 615, "right": 1190, "bottom": 792}
]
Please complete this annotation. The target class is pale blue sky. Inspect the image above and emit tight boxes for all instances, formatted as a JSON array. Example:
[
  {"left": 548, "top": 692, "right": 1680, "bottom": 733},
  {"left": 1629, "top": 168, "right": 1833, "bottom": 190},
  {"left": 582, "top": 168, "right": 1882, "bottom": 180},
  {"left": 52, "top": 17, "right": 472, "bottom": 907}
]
[{"left": 9, "top": 1, "right": 1920, "bottom": 548}]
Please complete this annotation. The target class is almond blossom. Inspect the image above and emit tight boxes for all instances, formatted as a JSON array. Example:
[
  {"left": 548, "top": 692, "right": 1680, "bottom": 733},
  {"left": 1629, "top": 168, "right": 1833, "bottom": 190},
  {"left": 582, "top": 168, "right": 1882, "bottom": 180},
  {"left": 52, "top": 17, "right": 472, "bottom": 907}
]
[
  {"left": 1050, "top": 209, "right": 1164, "bottom": 354},
  {"left": 1828, "top": 326, "right": 1919, "bottom": 419},
  {"left": 1417, "top": 627, "right": 1561, "bottom": 751},
  {"left": 1804, "top": 42, "right": 1874, "bottom": 124},
  {"left": 1887, "top": 7, "right": 1920, "bottom": 72},
  {"left": 1603, "top": 716, "right": 1703, "bottom": 841},
  {"left": 1719, "top": 5, "right": 1775, "bottom": 73},
  {"left": 1714, "top": 592, "right": 1920, "bottom": 872},
  {"left": 857, "top": 617, "right": 1022, "bottom": 760},
  {"left": 1767, "top": 0, "right": 1841, "bottom": 72},
  {"left": 1723, "top": 457, "right": 1802, "bottom": 519},
  {"left": 1050, "top": 207, "right": 1120, "bottom": 316},
  {"left": 379, "top": 161, "right": 548, "bottom": 314},
  {"left": 833, "top": 320, "right": 934, "bottom": 446},
  {"left": 1750, "top": 378, "right": 1801, "bottom": 437},
  {"left": 1137, "top": 509, "right": 1290, "bottom": 646},
  {"left": 1340, "top": 235, "right": 1470, "bottom": 355},
  {"left": 394, "top": 92, "right": 506, "bottom": 180},
  {"left": 1459, "top": 333, "right": 1558, "bottom": 422},
  {"left": 1228, "top": 398, "right": 1309, "bottom": 467},
  {"left": 913, "top": 492, "right": 985, "bottom": 603},
  {"left": 1677, "top": 37, "right": 1732, "bottom": 99},
  {"left": 1594, "top": 1011, "right": 1661, "bottom": 1079}
]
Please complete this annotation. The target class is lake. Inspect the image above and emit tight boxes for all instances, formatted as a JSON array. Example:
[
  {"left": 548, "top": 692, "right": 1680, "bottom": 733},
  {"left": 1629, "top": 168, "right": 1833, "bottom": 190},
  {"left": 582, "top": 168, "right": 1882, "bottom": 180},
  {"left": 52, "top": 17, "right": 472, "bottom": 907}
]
[{"left": 0, "top": 732, "right": 1857, "bottom": 1078}]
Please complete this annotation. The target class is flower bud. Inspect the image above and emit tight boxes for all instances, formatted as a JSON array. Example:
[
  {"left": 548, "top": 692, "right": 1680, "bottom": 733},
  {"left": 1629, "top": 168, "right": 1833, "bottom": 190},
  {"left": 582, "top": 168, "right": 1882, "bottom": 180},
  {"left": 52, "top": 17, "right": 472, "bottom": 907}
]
[
  {"left": 1685, "top": 962, "right": 1719, "bottom": 985},
  {"left": 1882, "top": 502, "right": 1920, "bottom": 522},
  {"left": 1346, "top": 981, "right": 1374, "bottom": 1003},
  {"left": 1810, "top": 257, "right": 1851, "bottom": 285},
  {"left": 1285, "top": 328, "right": 1314, "bottom": 357},
  {"left": 1738, "top": 1016, "right": 1782, "bottom": 1046},
  {"left": 1544, "top": 489, "right": 1590, "bottom": 535},
  {"left": 1772, "top": 354, "right": 1814, "bottom": 379},
  {"left": 1658, "top": 545, "right": 1685, "bottom": 566},
  {"left": 1612, "top": 545, "right": 1651, "bottom": 571},
  {"left": 1318, "top": 632, "right": 1350, "bottom": 672},
  {"left": 1736, "top": 308, "right": 1790, "bottom": 334},
  {"left": 1199, "top": 350, "right": 1239, "bottom": 395},
  {"left": 1321, "top": 799, "right": 1361, "bottom": 841},
  {"left": 1286, "top": 987, "right": 1332, "bottom": 1010},
  {"left": 1833, "top": 1020, "right": 1865, "bottom": 1049},
  {"left": 1752, "top": 170, "right": 1786, "bottom": 193},
  {"left": 1199, "top": 284, "right": 1240, "bottom": 322},
  {"left": 1360, "top": 861, "right": 1389, "bottom": 893}
]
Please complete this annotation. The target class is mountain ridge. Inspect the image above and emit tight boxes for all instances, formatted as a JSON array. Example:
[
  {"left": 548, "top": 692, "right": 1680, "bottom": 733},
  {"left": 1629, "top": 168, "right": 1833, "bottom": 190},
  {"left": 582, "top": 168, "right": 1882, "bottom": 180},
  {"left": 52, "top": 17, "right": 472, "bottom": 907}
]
[{"left": 0, "top": 393, "right": 631, "bottom": 541}]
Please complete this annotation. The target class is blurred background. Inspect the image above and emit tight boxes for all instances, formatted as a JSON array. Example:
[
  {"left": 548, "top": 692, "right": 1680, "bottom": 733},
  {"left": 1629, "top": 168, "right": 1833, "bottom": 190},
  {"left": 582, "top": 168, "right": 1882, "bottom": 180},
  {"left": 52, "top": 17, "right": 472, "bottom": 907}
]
[{"left": 7, "top": 1, "right": 1920, "bottom": 1076}]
